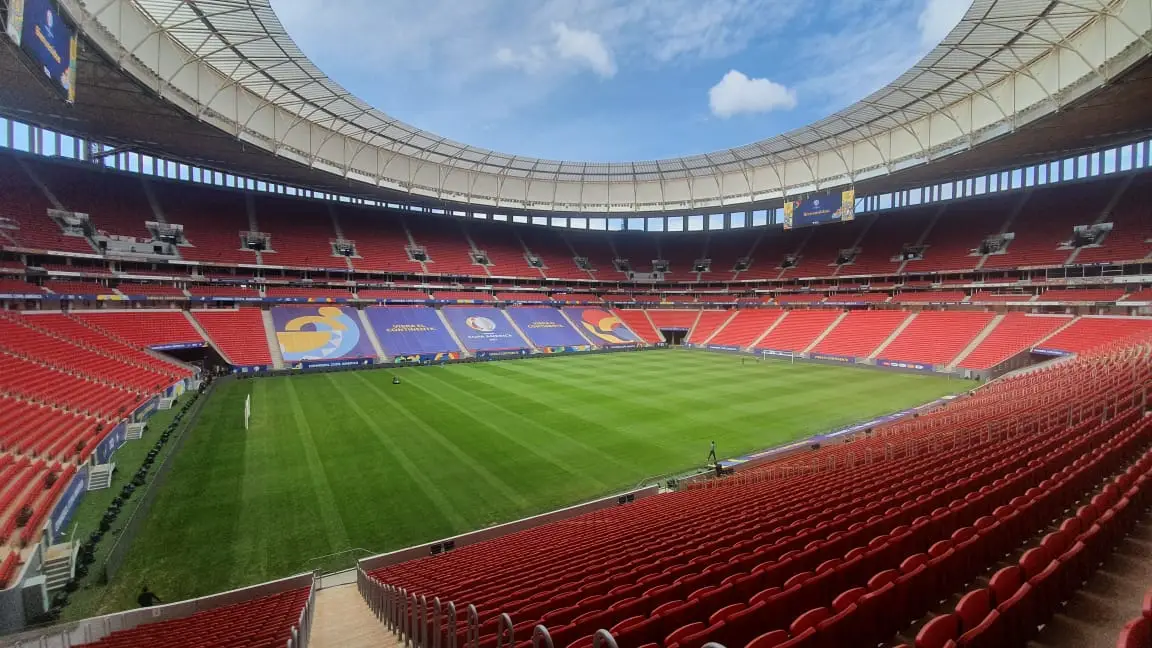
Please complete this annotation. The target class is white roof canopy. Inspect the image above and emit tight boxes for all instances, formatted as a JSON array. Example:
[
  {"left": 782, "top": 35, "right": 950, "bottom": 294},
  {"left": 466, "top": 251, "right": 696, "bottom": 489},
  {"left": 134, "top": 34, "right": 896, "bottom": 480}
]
[{"left": 65, "top": 0, "right": 1152, "bottom": 211}]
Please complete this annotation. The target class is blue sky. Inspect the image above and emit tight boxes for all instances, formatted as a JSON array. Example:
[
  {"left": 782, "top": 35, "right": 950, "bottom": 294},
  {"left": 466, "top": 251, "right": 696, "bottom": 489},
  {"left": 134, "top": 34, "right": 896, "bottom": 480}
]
[{"left": 271, "top": 0, "right": 970, "bottom": 162}]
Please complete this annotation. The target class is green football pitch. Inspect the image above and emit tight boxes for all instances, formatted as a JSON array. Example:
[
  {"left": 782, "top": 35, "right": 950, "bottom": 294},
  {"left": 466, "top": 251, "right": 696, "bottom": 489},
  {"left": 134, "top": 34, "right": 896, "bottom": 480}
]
[{"left": 78, "top": 350, "right": 959, "bottom": 615}]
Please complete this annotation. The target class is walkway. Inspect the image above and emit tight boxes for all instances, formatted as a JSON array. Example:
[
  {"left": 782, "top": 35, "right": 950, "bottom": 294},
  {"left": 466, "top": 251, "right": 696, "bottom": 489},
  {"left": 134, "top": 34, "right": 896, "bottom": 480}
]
[
  {"left": 1027, "top": 514, "right": 1152, "bottom": 648},
  {"left": 310, "top": 582, "right": 399, "bottom": 648}
]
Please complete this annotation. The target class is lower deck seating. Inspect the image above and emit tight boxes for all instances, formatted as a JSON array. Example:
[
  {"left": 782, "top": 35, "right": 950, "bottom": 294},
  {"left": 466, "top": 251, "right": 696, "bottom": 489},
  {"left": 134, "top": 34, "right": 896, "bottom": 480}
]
[
  {"left": 754, "top": 310, "right": 842, "bottom": 352},
  {"left": 708, "top": 311, "right": 784, "bottom": 348},
  {"left": 686, "top": 311, "right": 734, "bottom": 345},
  {"left": 85, "top": 588, "right": 308, "bottom": 648},
  {"left": 362, "top": 339, "right": 1152, "bottom": 648},
  {"left": 879, "top": 312, "right": 995, "bottom": 366},
  {"left": 1038, "top": 317, "right": 1152, "bottom": 354},
  {"left": 192, "top": 309, "right": 273, "bottom": 366},
  {"left": 648, "top": 311, "right": 702, "bottom": 332},
  {"left": 958, "top": 313, "right": 1073, "bottom": 370},
  {"left": 810, "top": 311, "right": 910, "bottom": 358},
  {"left": 77, "top": 311, "right": 204, "bottom": 349},
  {"left": 615, "top": 310, "right": 662, "bottom": 344}
]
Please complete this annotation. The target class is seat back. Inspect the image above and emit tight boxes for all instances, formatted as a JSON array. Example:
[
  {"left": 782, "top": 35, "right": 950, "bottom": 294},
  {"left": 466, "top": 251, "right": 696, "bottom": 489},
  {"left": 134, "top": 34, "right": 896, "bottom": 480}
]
[
  {"left": 747, "top": 629, "right": 790, "bottom": 648},
  {"left": 915, "top": 613, "right": 959, "bottom": 648},
  {"left": 790, "top": 607, "right": 832, "bottom": 636},
  {"left": 954, "top": 589, "right": 991, "bottom": 630},
  {"left": 989, "top": 566, "right": 1023, "bottom": 605}
]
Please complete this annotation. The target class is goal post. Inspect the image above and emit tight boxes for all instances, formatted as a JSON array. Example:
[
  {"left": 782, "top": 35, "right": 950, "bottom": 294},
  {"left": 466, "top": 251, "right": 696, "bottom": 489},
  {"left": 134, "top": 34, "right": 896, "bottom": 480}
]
[
  {"left": 759, "top": 349, "right": 796, "bottom": 364},
  {"left": 244, "top": 393, "right": 251, "bottom": 430}
]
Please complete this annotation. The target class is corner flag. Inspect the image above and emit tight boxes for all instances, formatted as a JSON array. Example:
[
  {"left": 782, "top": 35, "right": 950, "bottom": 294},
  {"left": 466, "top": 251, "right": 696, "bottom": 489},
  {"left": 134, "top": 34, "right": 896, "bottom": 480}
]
[{"left": 244, "top": 394, "right": 251, "bottom": 430}]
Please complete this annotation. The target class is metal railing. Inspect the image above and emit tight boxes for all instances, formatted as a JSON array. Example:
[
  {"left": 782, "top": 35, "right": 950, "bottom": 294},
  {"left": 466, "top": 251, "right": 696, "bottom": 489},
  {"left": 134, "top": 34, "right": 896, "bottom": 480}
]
[
  {"left": 352, "top": 574, "right": 718, "bottom": 648},
  {"left": 285, "top": 572, "right": 319, "bottom": 648}
]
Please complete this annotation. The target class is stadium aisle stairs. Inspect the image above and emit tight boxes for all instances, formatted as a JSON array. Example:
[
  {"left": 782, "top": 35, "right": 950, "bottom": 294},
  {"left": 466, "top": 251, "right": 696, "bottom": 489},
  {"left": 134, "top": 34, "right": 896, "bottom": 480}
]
[
  {"left": 1025, "top": 516, "right": 1152, "bottom": 648},
  {"left": 310, "top": 583, "right": 399, "bottom": 648},
  {"left": 260, "top": 310, "right": 286, "bottom": 370}
]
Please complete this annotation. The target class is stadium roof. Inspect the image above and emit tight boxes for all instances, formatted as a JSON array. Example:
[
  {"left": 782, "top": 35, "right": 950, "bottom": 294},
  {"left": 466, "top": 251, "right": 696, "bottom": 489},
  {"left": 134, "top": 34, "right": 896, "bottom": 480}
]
[{"left": 17, "top": 0, "right": 1152, "bottom": 212}]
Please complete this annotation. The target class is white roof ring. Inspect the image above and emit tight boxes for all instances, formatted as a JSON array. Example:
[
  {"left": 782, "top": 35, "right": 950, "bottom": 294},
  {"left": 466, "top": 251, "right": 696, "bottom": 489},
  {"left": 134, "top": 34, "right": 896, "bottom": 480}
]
[{"left": 58, "top": 0, "right": 1152, "bottom": 212}]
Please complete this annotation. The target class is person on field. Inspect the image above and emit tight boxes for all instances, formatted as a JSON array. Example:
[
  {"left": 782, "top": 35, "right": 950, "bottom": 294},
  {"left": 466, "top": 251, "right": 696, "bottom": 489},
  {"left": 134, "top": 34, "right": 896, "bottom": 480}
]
[
  {"left": 707, "top": 441, "right": 717, "bottom": 464},
  {"left": 137, "top": 585, "right": 162, "bottom": 607}
]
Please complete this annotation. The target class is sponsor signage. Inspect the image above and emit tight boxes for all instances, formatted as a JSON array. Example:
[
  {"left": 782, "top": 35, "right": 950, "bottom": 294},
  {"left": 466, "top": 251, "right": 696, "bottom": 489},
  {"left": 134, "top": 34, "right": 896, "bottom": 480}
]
[
  {"left": 809, "top": 353, "right": 855, "bottom": 363},
  {"left": 149, "top": 342, "right": 207, "bottom": 351},
  {"left": 877, "top": 359, "right": 934, "bottom": 372},
  {"left": 50, "top": 466, "right": 89, "bottom": 542}
]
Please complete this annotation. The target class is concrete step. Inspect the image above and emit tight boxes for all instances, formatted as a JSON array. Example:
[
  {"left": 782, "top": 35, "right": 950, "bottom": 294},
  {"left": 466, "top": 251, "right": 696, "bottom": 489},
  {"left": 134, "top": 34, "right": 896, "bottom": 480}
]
[
  {"left": 260, "top": 310, "right": 286, "bottom": 370},
  {"left": 87, "top": 463, "right": 114, "bottom": 491}
]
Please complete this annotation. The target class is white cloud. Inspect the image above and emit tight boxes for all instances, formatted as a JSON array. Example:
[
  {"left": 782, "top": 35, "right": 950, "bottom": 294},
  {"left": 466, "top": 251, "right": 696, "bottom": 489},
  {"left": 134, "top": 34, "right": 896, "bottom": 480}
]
[
  {"left": 918, "top": 0, "right": 970, "bottom": 48},
  {"left": 552, "top": 23, "right": 616, "bottom": 78},
  {"left": 495, "top": 45, "right": 549, "bottom": 74},
  {"left": 496, "top": 22, "right": 616, "bottom": 78},
  {"left": 709, "top": 70, "right": 797, "bottom": 118}
]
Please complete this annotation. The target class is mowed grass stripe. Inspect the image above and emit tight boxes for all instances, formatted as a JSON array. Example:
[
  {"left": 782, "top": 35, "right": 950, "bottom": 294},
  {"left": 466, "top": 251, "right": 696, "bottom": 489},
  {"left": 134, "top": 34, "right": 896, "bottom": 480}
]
[
  {"left": 95, "top": 351, "right": 959, "bottom": 608},
  {"left": 349, "top": 372, "right": 532, "bottom": 510},
  {"left": 415, "top": 367, "right": 636, "bottom": 473},
  {"left": 399, "top": 371, "right": 609, "bottom": 490},
  {"left": 283, "top": 380, "right": 352, "bottom": 553},
  {"left": 324, "top": 374, "right": 472, "bottom": 532}
]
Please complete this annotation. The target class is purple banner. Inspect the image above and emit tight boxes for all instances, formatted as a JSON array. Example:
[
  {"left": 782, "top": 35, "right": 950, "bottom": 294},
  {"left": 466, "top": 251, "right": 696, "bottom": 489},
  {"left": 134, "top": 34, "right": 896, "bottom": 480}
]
[
  {"left": 272, "top": 306, "right": 377, "bottom": 362},
  {"left": 366, "top": 307, "right": 462, "bottom": 356},
  {"left": 506, "top": 308, "right": 588, "bottom": 347},
  {"left": 565, "top": 308, "right": 641, "bottom": 346},
  {"left": 442, "top": 307, "right": 530, "bottom": 351}
]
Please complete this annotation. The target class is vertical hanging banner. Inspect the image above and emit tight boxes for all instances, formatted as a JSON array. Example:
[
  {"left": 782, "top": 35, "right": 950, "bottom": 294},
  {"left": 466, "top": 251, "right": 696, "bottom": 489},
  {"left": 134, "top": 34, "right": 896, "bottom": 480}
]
[{"left": 783, "top": 188, "right": 856, "bottom": 230}]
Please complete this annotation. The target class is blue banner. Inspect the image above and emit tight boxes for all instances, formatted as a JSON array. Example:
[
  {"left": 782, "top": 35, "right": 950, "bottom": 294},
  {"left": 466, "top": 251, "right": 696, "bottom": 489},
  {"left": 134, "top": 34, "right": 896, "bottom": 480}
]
[
  {"left": 94, "top": 422, "right": 127, "bottom": 464},
  {"left": 1032, "top": 348, "right": 1069, "bottom": 357},
  {"left": 132, "top": 397, "right": 159, "bottom": 422},
  {"left": 7, "top": 0, "right": 78, "bottom": 103},
  {"left": 442, "top": 307, "right": 530, "bottom": 352},
  {"left": 50, "top": 466, "right": 88, "bottom": 542},
  {"left": 783, "top": 189, "right": 855, "bottom": 230}
]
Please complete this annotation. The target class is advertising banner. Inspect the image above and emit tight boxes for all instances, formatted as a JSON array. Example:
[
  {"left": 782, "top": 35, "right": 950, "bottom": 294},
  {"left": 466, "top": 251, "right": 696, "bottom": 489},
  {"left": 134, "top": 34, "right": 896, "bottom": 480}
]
[
  {"left": 877, "top": 359, "right": 935, "bottom": 372},
  {"left": 272, "top": 305, "right": 377, "bottom": 363},
  {"left": 565, "top": 308, "right": 642, "bottom": 346},
  {"left": 94, "top": 421, "right": 127, "bottom": 464},
  {"left": 50, "top": 466, "right": 88, "bottom": 542},
  {"left": 366, "top": 307, "right": 463, "bottom": 356},
  {"left": 506, "top": 308, "right": 588, "bottom": 347},
  {"left": 441, "top": 307, "right": 530, "bottom": 352}
]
